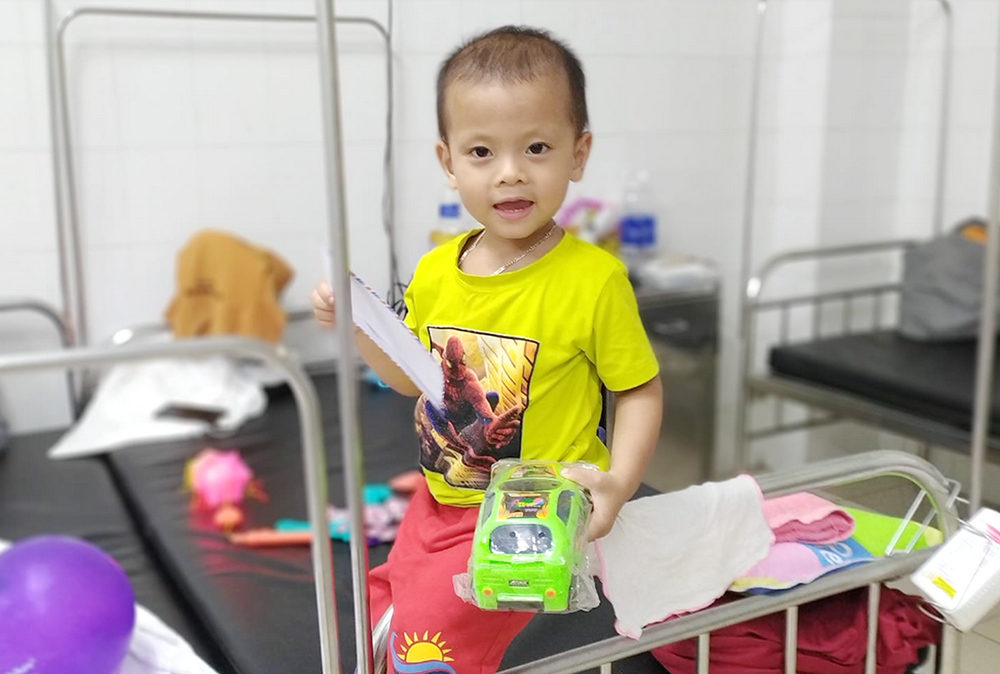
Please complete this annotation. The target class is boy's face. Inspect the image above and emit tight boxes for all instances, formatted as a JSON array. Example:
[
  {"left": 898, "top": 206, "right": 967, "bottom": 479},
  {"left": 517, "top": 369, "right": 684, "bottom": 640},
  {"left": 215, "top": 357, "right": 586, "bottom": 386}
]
[{"left": 436, "top": 72, "right": 592, "bottom": 242}]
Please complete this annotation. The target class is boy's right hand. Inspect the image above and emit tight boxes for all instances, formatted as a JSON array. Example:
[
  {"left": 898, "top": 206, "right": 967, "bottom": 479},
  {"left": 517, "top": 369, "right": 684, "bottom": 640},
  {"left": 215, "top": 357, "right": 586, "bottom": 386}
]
[{"left": 311, "top": 281, "right": 337, "bottom": 328}]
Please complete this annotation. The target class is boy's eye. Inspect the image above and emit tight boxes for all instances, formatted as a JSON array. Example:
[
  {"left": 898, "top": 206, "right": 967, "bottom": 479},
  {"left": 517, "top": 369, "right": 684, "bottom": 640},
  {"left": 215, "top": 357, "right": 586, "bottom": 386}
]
[
  {"left": 471, "top": 146, "right": 491, "bottom": 158},
  {"left": 528, "top": 143, "right": 549, "bottom": 155}
]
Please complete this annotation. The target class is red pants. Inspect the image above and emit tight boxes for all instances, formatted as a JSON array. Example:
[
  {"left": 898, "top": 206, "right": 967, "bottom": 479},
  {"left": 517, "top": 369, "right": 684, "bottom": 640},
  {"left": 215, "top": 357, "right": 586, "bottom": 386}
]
[{"left": 370, "top": 482, "right": 534, "bottom": 674}]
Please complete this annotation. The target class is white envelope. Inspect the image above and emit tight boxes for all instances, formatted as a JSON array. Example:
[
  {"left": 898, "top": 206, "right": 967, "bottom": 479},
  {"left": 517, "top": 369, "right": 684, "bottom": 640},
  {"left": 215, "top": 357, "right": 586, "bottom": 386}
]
[{"left": 348, "top": 274, "right": 445, "bottom": 410}]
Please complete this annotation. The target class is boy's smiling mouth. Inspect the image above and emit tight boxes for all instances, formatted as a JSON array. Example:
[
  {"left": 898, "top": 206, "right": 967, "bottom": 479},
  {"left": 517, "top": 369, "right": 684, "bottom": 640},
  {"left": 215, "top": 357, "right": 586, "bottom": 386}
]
[{"left": 494, "top": 198, "right": 534, "bottom": 220}]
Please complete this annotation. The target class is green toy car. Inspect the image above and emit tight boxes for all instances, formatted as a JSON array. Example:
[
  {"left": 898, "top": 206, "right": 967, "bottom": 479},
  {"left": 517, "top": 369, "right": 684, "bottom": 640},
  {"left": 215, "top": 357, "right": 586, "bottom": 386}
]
[{"left": 470, "top": 460, "right": 593, "bottom": 612}]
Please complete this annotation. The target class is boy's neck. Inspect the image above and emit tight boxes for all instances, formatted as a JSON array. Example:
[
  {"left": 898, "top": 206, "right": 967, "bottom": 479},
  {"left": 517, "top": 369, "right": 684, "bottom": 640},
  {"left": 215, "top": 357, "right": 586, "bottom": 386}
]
[{"left": 460, "top": 222, "right": 563, "bottom": 276}]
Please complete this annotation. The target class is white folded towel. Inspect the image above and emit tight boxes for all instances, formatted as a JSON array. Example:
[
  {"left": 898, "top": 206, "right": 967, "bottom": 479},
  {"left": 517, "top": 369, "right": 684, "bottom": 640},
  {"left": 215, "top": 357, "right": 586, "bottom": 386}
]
[{"left": 594, "top": 475, "right": 774, "bottom": 638}]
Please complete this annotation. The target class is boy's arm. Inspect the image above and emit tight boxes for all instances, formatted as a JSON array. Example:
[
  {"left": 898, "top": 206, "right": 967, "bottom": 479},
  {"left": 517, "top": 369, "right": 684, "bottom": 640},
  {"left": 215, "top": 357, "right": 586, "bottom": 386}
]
[
  {"left": 564, "top": 374, "right": 663, "bottom": 540},
  {"left": 353, "top": 327, "right": 422, "bottom": 397},
  {"left": 312, "top": 281, "right": 421, "bottom": 397}
]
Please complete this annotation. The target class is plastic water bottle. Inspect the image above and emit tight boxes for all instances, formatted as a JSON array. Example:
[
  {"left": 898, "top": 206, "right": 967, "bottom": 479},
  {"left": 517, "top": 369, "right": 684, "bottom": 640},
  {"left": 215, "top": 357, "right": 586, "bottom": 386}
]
[
  {"left": 430, "top": 185, "right": 466, "bottom": 247},
  {"left": 618, "top": 171, "right": 659, "bottom": 270},
  {"left": 439, "top": 186, "right": 464, "bottom": 233}
]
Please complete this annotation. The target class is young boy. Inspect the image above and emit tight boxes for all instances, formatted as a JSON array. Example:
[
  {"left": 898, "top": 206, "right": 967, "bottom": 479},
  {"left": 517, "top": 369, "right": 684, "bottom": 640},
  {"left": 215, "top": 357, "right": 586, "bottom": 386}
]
[{"left": 312, "top": 26, "right": 662, "bottom": 673}]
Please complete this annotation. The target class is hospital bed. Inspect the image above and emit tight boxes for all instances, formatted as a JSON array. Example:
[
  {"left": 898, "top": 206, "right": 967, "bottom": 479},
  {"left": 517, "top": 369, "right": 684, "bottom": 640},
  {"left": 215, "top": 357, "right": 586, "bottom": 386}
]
[
  {"left": 0, "top": 298, "right": 219, "bottom": 661},
  {"left": 0, "top": 335, "right": 964, "bottom": 674},
  {"left": 735, "top": 236, "right": 1000, "bottom": 502},
  {"left": 735, "top": 239, "right": 997, "bottom": 456},
  {"left": 0, "top": 281, "right": 967, "bottom": 673},
  {"left": 730, "top": 0, "right": 1000, "bottom": 502}
]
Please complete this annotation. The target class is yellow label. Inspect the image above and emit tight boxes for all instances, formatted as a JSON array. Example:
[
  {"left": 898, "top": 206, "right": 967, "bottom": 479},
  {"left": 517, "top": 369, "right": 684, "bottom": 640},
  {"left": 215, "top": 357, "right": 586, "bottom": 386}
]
[{"left": 931, "top": 574, "right": 957, "bottom": 598}]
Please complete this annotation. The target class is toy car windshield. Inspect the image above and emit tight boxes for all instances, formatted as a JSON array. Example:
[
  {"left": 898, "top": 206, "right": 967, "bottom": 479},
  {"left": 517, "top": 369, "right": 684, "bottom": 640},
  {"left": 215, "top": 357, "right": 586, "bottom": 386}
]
[{"left": 489, "top": 523, "right": 554, "bottom": 555}]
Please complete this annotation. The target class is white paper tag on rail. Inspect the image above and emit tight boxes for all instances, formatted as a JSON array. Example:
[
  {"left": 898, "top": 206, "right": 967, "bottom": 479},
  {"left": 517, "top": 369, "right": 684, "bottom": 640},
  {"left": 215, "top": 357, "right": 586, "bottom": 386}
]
[
  {"left": 321, "top": 253, "right": 444, "bottom": 410},
  {"left": 911, "top": 507, "right": 1000, "bottom": 632}
]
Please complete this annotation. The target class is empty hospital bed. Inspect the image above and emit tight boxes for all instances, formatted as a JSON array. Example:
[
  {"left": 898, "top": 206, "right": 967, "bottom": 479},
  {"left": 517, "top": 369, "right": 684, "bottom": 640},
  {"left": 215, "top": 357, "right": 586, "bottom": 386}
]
[{"left": 736, "top": 239, "right": 1000, "bottom": 477}]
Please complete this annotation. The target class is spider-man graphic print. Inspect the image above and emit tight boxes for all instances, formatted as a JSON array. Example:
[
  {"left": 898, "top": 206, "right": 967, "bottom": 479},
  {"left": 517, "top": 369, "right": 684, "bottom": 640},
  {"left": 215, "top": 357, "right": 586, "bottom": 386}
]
[{"left": 414, "top": 326, "right": 538, "bottom": 490}]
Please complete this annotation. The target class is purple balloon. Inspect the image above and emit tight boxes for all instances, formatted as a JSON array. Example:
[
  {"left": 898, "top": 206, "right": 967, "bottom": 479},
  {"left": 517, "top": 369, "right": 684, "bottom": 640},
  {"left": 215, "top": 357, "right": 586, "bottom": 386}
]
[{"left": 0, "top": 536, "right": 135, "bottom": 674}]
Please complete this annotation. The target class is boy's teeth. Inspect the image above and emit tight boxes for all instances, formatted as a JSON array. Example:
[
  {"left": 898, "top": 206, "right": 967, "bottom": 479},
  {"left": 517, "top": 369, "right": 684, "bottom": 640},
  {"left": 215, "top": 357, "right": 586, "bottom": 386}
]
[{"left": 497, "top": 200, "right": 532, "bottom": 210}]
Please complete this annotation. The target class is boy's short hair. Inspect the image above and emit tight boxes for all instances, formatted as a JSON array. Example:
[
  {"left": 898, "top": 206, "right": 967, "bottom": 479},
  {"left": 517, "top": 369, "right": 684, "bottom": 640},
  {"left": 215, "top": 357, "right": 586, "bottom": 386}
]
[{"left": 436, "top": 25, "right": 589, "bottom": 140}]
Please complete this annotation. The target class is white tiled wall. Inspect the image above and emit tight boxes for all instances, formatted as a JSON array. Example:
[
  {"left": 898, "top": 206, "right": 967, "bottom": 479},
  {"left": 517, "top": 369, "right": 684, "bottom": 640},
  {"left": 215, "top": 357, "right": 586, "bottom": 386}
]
[{"left": 0, "top": 0, "right": 998, "bottom": 445}]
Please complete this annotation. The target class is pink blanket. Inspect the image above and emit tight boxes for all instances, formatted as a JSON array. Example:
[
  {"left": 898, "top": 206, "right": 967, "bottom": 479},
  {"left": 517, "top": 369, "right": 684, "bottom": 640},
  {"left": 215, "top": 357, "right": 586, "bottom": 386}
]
[{"left": 762, "top": 492, "right": 854, "bottom": 545}]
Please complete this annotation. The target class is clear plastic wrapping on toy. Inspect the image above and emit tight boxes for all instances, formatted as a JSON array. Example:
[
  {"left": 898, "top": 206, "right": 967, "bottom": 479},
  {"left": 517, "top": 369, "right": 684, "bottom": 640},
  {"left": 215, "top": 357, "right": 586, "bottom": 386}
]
[{"left": 453, "top": 459, "right": 600, "bottom": 613}]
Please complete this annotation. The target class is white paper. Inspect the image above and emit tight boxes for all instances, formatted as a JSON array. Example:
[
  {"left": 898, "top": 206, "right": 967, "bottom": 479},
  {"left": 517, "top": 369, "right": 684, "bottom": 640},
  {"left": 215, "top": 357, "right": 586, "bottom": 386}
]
[
  {"left": 321, "top": 250, "right": 444, "bottom": 409},
  {"left": 343, "top": 273, "right": 444, "bottom": 410}
]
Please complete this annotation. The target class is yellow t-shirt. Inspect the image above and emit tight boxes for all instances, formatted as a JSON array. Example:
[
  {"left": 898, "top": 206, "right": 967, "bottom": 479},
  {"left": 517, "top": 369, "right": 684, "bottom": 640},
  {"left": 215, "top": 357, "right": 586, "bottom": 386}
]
[{"left": 404, "top": 230, "right": 659, "bottom": 506}]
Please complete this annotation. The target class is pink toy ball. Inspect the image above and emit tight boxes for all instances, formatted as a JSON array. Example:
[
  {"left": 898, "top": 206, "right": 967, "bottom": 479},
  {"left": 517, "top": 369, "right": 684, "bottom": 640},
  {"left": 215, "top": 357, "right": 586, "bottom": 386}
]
[{"left": 0, "top": 536, "right": 136, "bottom": 674}]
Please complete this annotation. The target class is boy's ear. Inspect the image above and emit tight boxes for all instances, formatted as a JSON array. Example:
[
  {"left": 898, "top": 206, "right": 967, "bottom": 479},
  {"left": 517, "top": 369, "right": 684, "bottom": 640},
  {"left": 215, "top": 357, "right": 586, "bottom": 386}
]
[
  {"left": 436, "top": 140, "right": 459, "bottom": 189},
  {"left": 570, "top": 131, "right": 593, "bottom": 182}
]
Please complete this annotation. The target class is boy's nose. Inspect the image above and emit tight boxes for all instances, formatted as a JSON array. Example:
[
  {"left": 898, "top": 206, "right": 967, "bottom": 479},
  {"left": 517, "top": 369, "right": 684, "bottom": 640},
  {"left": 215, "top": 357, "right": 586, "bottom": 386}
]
[{"left": 495, "top": 156, "right": 527, "bottom": 186}]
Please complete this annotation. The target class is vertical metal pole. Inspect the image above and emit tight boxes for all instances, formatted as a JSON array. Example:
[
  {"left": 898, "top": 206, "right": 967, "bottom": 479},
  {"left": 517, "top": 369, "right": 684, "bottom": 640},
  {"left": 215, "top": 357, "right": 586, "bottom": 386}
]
[
  {"left": 938, "top": 625, "right": 960, "bottom": 674},
  {"left": 932, "top": 1, "right": 953, "bottom": 235},
  {"left": 783, "top": 607, "right": 798, "bottom": 674},
  {"left": 313, "top": 2, "right": 372, "bottom": 673},
  {"left": 53, "top": 16, "right": 89, "bottom": 346},
  {"left": 696, "top": 633, "right": 711, "bottom": 674},
  {"left": 42, "top": 0, "right": 78, "bottom": 350},
  {"left": 289, "top": 344, "right": 342, "bottom": 674},
  {"left": 864, "top": 583, "right": 881, "bottom": 674},
  {"left": 735, "top": 0, "right": 770, "bottom": 472},
  {"left": 968, "top": 1, "right": 1000, "bottom": 513}
]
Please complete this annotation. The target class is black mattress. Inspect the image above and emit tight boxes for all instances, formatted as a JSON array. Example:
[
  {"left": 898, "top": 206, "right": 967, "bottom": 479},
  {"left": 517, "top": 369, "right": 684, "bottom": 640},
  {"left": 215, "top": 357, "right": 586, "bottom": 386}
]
[
  {"left": 0, "top": 429, "right": 218, "bottom": 665},
  {"left": 770, "top": 330, "right": 1000, "bottom": 436},
  {"left": 105, "top": 374, "right": 664, "bottom": 673}
]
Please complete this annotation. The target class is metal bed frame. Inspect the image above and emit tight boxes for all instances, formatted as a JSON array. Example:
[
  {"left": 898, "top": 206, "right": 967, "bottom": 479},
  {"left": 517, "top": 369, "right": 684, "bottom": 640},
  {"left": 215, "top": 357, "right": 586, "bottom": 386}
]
[
  {"left": 417, "top": 449, "right": 962, "bottom": 674},
  {"left": 15, "top": 2, "right": 978, "bottom": 674},
  {"left": 38, "top": 2, "right": 387, "bottom": 670},
  {"left": 43, "top": 1, "right": 397, "bottom": 349},
  {"left": 0, "top": 297, "right": 79, "bottom": 418},
  {"left": 0, "top": 339, "right": 965, "bottom": 674},
  {"left": 735, "top": 234, "right": 1000, "bottom": 453},
  {"left": 734, "top": 0, "right": 1000, "bottom": 512},
  {"left": 0, "top": 336, "right": 345, "bottom": 672}
]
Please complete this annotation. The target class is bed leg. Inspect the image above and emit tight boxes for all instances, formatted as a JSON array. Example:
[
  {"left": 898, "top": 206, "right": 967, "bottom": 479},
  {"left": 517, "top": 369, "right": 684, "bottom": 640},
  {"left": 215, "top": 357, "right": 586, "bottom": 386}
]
[
  {"left": 865, "top": 583, "right": 881, "bottom": 674},
  {"left": 696, "top": 633, "right": 710, "bottom": 674},
  {"left": 937, "top": 625, "right": 961, "bottom": 674},
  {"left": 784, "top": 606, "right": 798, "bottom": 674},
  {"left": 364, "top": 605, "right": 393, "bottom": 674}
]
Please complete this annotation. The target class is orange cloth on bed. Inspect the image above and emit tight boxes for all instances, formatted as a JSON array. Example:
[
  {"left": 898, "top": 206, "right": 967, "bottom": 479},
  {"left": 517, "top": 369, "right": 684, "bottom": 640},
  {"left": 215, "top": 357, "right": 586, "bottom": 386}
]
[{"left": 165, "top": 230, "right": 294, "bottom": 344}]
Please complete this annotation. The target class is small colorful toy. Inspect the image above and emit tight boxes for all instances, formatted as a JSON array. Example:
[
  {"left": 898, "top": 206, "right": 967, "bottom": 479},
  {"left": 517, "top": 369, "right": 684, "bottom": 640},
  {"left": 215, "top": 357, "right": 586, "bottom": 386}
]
[
  {"left": 470, "top": 460, "right": 593, "bottom": 612},
  {"left": 184, "top": 448, "right": 266, "bottom": 531},
  {"left": 0, "top": 536, "right": 136, "bottom": 674}
]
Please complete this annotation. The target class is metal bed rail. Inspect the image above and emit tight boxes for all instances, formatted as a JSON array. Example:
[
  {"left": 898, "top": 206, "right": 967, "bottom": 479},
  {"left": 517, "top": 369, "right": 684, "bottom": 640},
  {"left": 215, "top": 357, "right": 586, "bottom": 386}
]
[
  {"left": 735, "top": 239, "right": 921, "bottom": 471},
  {"left": 43, "top": 4, "right": 378, "bottom": 666},
  {"left": 44, "top": 3, "right": 396, "bottom": 349},
  {"left": 0, "top": 336, "right": 342, "bottom": 673},
  {"left": 738, "top": 0, "right": 953, "bottom": 346},
  {"left": 76, "top": 308, "right": 320, "bottom": 407},
  {"left": 0, "top": 297, "right": 80, "bottom": 419},
  {"left": 106, "top": 308, "right": 317, "bottom": 348},
  {"left": 367, "top": 450, "right": 960, "bottom": 674}
]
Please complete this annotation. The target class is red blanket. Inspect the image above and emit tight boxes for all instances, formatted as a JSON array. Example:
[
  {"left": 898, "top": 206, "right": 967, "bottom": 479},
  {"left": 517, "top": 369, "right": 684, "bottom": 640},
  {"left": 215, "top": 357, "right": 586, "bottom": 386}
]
[{"left": 652, "top": 587, "right": 939, "bottom": 674}]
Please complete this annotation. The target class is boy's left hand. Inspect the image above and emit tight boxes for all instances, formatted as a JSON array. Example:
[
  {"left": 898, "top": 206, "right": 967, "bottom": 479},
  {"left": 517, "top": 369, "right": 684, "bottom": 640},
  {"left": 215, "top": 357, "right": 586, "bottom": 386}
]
[{"left": 561, "top": 466, "right": 631, "bottom": 541}]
